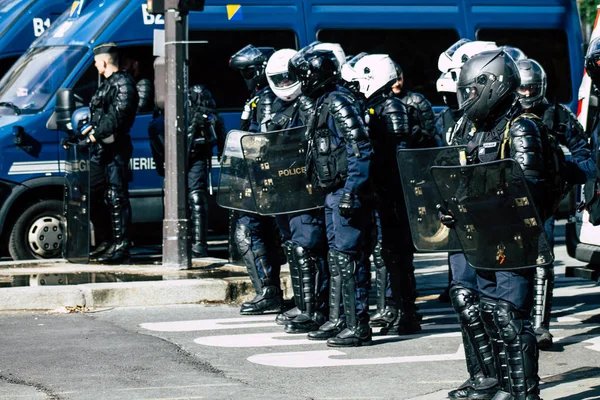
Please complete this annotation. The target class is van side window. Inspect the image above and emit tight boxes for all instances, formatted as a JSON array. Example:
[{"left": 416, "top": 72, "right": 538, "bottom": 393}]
[
  {"left": 188, "top": 30, "right": 298, "bottom": 109},
  {"left": 73, "top": 63, "right": 99, "bottom": 106},
  {"left": 0, "top": 56, "right": 20, "bottom": 81},
  {"left": 317, "top": 29, "right": 460, "bottom": 105},
  {"left": 476, "top": 29, "right": 571, "bottom": 104}
]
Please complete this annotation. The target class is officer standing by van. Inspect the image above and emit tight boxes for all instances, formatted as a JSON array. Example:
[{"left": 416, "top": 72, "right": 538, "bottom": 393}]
[
  {"left": 229, "top": 45, "right": 285, "bottom": 315},
  {"left": 82, "top": 43, "right": 138, "bottom": 264}
]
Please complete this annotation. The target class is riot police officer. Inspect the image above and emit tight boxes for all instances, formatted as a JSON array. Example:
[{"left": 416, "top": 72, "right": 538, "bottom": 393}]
[
  {"left": 516, "top": 58, "right": 595, "bottom": 351},
  {"left": 187, "top": 85, "right": 225, "bottom": 257},
  {"left": 391, "top": 61, "right": 437, "bottom": 147},
  {"left": 342, "top": 54, "right": 422, "bottom": 335},
  {"left": 435, "top": 40, "right": 500, "bottom": 303},
  {"left": 263, "top": 48, "right": 330, "bottom": 333},
  {"left": 584, "top": 37, "right": 600, "bottom": 211},
  {"left": 447, "top": 49, "right": 565, "bottom": 400},
  {"left": 73, "top": 43, "right": 138, "bottom": 264},
  {"left": 289, "top": 47, "right": 374, "bottom": 347},
  {"left": 229, "top": 45, "right": 284, "bottom": 315}
]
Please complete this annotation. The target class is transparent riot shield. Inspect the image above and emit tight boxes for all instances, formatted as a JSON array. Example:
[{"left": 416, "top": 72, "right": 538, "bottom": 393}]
[
  {"left": 216, "top": 130, "right": 258, "bottom": 213},
  {"left": 430, "top": 159, "right": 553, "bottom": 270},
  {"left": 241, "top": 126, "right": 325, "bottom": 215},
  {"left": 397, "top": 146, "right": 466, "bottom": 252},
  {"left": 63, "top": 145, "right": 90, "bottom": 263}
]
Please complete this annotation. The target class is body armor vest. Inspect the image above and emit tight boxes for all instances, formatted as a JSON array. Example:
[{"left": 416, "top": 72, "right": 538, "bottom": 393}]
[{"left": 306, "top": 97, "right": 348, "bottom": 191}]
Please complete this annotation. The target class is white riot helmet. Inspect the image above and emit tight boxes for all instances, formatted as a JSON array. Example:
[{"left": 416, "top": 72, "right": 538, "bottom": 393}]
[
  {"left": 343, "top": 54, "right": 397, "bottom": 99},
  {"left": 516, "top": 58, "right": 547, "bottom": 109},
  {"left": 436, "top": 71, "right": 457, "bottom": 93},
  {"left": 266, "top": 48, "right": 302, "bottom": 101},
  {"left": 438, "top": 39, "right": 499, "bottom": 73}
]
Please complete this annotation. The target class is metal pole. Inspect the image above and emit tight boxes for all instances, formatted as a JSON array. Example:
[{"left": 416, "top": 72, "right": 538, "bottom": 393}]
[{"left": 162, "top": 7, "right": 191, "bottom": 269}]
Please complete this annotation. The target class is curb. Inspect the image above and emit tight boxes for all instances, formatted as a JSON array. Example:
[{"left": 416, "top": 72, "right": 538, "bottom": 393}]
[
  {"left": 0, "top": 257, "right": 293, "bottom": 310},
  {"left": 0, "top": 277, "right": 293, "bottom": 310}
]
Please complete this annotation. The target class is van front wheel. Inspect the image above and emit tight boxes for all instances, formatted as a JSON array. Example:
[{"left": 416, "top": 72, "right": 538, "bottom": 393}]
[{"left": 9, "top": 200, "right": 64, "bottom": 260}]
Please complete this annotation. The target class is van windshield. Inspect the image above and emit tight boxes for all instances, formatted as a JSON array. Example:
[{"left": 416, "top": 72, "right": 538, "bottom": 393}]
[
  {"left": 0, "top": 46, "right": 87, "bottom": 113},
  {"left": 0, "top": 0, "right": 32, "bottom": 36}
]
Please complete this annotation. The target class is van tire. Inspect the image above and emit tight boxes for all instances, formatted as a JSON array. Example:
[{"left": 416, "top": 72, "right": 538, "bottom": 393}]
[{"left": 9, "top": 200, "right": 64, "bottom": 260}]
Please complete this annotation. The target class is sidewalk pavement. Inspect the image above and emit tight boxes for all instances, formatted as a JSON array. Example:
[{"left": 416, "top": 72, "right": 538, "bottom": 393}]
[{"left": 0, "top": 257, "right": 292, "bottom": 311}]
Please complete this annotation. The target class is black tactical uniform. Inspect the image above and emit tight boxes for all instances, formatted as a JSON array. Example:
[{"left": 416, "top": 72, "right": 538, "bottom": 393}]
[
  {"left": 392, "top": 63, "right": 437, "bottom": 147},
  {"left": 229, "top": 45, "right": 285, "bottom": 315},
  {"left": 88, "top": 44, "right": 138, "bottom": 264},
  {"left": 446, "top": 50, "right": 565, "bottom": 400},
  {"left": 187, "top": 84, "right": 226, "bottom": 257},
  {"left": 136, "top": 78, "right": 154, "bottom": 113},
  {"left": 366, "top": 91, "right": 424, "bottom": 335},
  {"left": 290, "top": 47, "right": 374, "bottom": 347}
]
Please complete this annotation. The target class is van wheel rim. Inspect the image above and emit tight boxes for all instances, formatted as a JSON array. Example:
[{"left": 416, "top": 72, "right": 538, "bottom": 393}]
[{"left": 28, "top": 216, "right": 63, "bottom": 257}]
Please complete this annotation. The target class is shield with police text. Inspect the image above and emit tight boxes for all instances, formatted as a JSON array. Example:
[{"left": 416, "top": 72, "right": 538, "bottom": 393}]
[
  {"left": 241, "top": 126, "right": 325, "bottom": 215},
  {"left": 430, "top": 159, "right": 553, "bottom": 270},
  {"left": 397, "top": 146, "right": 466, "bottom": 252},
  {"left": 217, "top": 130, "right": 258, "bottom": 213},
  {"left": 63, "top": 145, "right": 90, "bottom": 263}
]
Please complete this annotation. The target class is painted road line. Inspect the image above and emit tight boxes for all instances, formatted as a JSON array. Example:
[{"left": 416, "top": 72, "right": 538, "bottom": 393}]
[
  {"left": 247, "top": 345, "right": 465, "bottom": 368},
  {"left": 140, "top": 315, "right": 277, "bottom": 332}
]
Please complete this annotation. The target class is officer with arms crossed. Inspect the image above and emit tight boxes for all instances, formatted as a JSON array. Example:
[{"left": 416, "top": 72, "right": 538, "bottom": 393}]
[
  {"left": 65, "top": 43, "right": 138, "bottom": 264},
  {"left": 289, "top": 47, "right": 374, "bottom": 347},
  {"left": 229, "top": 45, "right": 284, "bottom": 315},
  {"left": 516, "top": 58, "right": 594, "bottom": 350}
]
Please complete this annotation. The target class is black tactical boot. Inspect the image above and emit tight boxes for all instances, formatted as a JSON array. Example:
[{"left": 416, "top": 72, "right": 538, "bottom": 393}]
[
  {"left": 326, "top": 250, "right": 372, "bottom": 347},
  {"left": 96, "top": 191, "right": 131, "bottom": 264},
  {"left": 533, "top": 266, "right": 554, "bottom": 350},
  {"left": 90, "top": 240, "right": 112, "bottom": 258},
  {"left": 240, "top": 283, "right": 283, "bottom": 315},
  {"left": 370, "top": 242, "right": 397, "bottom": 328},
  {"left": 189, "top": 190, "right": 209, "bottom": 258},
  {"left": 370, "top": 304, "right": 398, "bottom": 328},
  {"left": 447, "top": 289, "right": 498, "bottom": 400},
  {"left": 275, "top": 307, "right": 300, "bottom": 325},
  {"left": 308, "top": 249, "right": 344, "bottom": 340},
  {"left": 386, "top": 252, "right": 422, "bottom": 334},
  {"left": 284, "top": 245, "right": 324, "bottom": 334},
  {"left": 492, "top": 301, "right": 541, "bottom": 400}
]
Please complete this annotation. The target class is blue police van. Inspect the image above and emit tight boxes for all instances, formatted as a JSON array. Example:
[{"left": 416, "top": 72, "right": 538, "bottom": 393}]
[
  {"left": 0, "top": 0, "right": 584, "bottom": 260},
  {"left": 0, "top": 0, "right": 72, "bottom": 80}
]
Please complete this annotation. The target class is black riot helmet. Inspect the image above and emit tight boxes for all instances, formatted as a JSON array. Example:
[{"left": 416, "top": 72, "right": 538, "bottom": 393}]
[
  {"left": 456, "top": 50, "right": 520, "bottom": 123},
  {"left": 585, "top": 37, "right": 600, "bottom": 86},
  {"left": 229, "top": 45, "right": 275, "bottom": 92},
  {"left": 288, "top": 48, "right": 340, "bottom": 97}
]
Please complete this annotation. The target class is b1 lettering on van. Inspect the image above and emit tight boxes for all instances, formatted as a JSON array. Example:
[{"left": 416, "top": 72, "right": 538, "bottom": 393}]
[
  {"left": 142, "top": 4, "right": 164, "bottom": 25},
  {"left": 33, "top": 17, "right": 52, "bottom": 37},
  {"left": 129, "top": 157, "right": 156, "bottom": 171}
]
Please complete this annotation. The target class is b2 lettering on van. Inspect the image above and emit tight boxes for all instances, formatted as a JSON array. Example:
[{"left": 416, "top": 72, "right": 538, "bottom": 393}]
[{"left": 141, "top": 4, "right": 164, "bottom": 25}]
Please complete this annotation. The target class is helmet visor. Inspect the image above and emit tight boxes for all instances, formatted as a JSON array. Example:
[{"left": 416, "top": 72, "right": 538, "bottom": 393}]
[
  {"left": 516, "top": 84, "right": 542, "bottom": 99},
  {"left": 444, "top": 38, "right": 471, "bottom": 59},
  {"left": 268, "top": 71, "right": 298, "bottom": 88},
  {"left": 240, "top": 66, "right": 256, "bottom": 80},
  {"left": 457, "top": 85, "right": 479, "bottom": 109}
]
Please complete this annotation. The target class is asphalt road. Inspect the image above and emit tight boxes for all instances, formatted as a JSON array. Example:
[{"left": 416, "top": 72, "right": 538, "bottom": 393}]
[{"left": 1, "top": 241, "right": 599, "bottom": 400}]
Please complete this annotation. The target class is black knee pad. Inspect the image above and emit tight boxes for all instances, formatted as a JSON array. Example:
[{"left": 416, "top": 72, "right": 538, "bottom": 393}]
[{"left": 450, "top": 285, "right": 480, "bottom": 325}]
